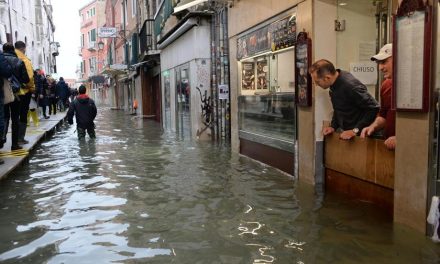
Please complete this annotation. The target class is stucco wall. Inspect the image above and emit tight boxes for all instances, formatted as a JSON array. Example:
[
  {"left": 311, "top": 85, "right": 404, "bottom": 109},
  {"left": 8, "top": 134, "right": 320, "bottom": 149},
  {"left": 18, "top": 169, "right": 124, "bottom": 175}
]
[{"left": 394, "top": 113, "right": 431, "bottom": 233}]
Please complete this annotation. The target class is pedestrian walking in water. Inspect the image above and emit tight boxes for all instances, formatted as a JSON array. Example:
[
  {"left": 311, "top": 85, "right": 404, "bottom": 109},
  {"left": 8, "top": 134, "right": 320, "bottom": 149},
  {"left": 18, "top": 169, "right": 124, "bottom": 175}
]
[{"left": 67, "top": 85, "right": 97, "bottom": 139}]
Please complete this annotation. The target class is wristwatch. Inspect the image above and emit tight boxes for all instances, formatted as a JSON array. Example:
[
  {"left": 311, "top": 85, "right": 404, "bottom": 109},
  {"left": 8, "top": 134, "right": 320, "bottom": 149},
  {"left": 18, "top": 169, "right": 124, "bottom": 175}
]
[{"left": 352, "top": 128, "right": 359, "bottom": 135}]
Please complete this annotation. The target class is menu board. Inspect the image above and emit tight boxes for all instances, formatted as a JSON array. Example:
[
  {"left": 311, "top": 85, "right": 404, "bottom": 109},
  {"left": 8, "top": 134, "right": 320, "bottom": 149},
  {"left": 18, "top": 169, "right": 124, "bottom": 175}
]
[
  {"left": 395, "top": 9, "right": 430, "bottom": 111},
  {"left": 237, "top": 14, "right": 296, "bottom": 60},
  {"left": 270, "top": 16, "right": 296, "bottom": 52},
  {"left": 256, "top": 60, "right": 268, "bottom": 90},
  {"left": 241, "top": 62, "right": 255, "bottom": 90}
]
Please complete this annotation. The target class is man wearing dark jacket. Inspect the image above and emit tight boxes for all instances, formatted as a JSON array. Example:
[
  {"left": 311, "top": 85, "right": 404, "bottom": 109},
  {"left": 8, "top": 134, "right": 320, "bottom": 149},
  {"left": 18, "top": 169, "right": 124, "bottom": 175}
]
[
  {"left": 0, "top": 50, "right": 13, "bottom": 162},
  {"left": 310, "top": 59, "right": 379, "bottom": 140},
  {"left": 2, "top": 43, "right": 30, "bottom": 150},
  {"left": 67, "top": 85, "right": 97, "bottom": 139},
  {"left": 56, "top": 77, "right": 70, "bottom": 111}
]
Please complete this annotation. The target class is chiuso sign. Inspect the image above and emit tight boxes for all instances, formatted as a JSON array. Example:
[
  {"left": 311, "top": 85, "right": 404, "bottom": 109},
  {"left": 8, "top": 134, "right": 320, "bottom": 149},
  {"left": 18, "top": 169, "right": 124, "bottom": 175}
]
[
  {"left": 98, "top": 27, "right": 117, "bottom": 38},
  {"left": 349, "top": 62, "right": 377, "bottom": 85}
]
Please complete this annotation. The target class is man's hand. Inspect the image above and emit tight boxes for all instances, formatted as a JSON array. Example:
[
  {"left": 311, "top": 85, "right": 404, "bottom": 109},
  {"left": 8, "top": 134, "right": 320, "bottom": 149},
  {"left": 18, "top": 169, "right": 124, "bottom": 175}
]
[
  {"left": 384, "top": 136, "right": 396, "bottom": 150},
  {"left": 339, "top": 130, "right": 356, "bottom": 140},
  {"left": 322, "top": 127, "right": 335, "bottom": 136},
  {"left": 360, "top": 126, "right": 375, "bottom": 138}
]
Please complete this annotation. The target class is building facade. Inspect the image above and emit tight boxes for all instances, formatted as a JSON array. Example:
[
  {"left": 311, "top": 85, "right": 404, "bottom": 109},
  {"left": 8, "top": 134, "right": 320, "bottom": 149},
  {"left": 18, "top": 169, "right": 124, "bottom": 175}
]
[
  {"left": 0, "top": 0, "right": 58, "bottom": 74},
  {"left": 228, "top": 0, "right": 440, "bottom": 236},
  {"left": 78, "top": 0, "right": 106, "bottom": 90}
]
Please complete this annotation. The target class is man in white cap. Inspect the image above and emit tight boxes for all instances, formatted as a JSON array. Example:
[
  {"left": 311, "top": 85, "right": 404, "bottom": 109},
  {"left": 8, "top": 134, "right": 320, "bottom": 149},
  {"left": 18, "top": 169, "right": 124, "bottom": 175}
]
[{"left": 360, "top": 43, "right": 396, "bottom": 150}]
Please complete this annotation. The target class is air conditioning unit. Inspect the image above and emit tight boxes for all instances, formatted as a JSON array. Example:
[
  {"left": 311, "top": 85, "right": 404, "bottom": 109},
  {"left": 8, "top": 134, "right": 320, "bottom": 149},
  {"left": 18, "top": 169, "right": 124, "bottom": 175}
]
[{"left": 88, "top": 41, "right": 96, "bottom": 51}]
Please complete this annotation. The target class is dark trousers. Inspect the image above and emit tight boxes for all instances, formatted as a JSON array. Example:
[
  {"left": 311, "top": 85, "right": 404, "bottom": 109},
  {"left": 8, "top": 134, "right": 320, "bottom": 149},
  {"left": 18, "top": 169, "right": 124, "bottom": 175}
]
[
  {"left": 77, "top": 126, "right": 96, "bottom": 139},
  {"left": 18, "top": 93, "right": 31, "bottom": 124},
  {"left": 49, "top": 97, "right": 57, "bottom": 115},
  {"left": 4, "top": 100, "right": 20, "bottom": 147}
]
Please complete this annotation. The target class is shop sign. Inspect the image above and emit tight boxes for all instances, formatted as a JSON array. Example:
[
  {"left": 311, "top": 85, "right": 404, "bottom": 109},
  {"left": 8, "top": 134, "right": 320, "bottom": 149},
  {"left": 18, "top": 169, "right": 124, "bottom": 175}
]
[
  {"left": 349, "top": 62, "right": 377, "bottom": 85},
  {"left": 237, "top": 14, "right": 296, "bottom": 60},
  {"left": 237, "top": 27, "right": 270, "bottom": 60},
  {"left": 269, "top": 16, "right": 296, "bottom": 52},
  {"left": 98, "top": 27, "right": 117, "bottom": 38}
]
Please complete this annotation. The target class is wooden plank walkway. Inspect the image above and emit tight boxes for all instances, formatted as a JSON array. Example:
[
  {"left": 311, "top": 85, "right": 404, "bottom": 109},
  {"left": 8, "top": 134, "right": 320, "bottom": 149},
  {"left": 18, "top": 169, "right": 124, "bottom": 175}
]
[{"left": 0, "top": 111, "right": 68, "bottom": 180}]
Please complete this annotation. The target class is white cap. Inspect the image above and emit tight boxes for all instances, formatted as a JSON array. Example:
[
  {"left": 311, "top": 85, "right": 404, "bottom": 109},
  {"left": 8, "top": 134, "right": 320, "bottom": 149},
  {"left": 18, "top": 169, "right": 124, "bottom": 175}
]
[{"left": 371, "top": 43, "right": 392, "bottom": 61}]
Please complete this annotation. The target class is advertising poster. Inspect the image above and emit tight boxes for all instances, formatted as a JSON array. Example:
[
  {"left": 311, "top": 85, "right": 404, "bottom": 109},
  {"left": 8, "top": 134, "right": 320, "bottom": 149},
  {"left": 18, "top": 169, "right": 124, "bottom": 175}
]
[
  {"left": 256, "top": 60, "right": 268, "bottom": 90},
  {"left": 241, "top": 62, "right": 255, "bottom": 90}
]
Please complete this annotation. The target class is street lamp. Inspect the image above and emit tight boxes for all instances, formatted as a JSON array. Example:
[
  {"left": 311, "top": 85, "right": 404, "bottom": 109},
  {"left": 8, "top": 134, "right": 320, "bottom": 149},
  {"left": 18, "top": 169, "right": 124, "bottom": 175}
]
[{"left": 98, "top": 41, "right": 104, "bottom": 51}]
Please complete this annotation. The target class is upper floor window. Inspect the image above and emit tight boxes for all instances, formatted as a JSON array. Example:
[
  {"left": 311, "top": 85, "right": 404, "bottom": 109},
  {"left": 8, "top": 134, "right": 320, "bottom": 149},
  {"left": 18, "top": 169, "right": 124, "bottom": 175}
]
[
  {"left": 131, "top": 0, "right": 137, "bottom": 17},
  {"left": 88, "top": 29, "right": 96, "bottom": 42}
]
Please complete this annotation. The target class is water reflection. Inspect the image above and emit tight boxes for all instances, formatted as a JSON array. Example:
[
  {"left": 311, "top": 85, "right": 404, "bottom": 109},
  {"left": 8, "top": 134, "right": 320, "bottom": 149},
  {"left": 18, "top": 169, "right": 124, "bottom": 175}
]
[{"left": 0, "top": 109, "right": 439, "bottom": 263}]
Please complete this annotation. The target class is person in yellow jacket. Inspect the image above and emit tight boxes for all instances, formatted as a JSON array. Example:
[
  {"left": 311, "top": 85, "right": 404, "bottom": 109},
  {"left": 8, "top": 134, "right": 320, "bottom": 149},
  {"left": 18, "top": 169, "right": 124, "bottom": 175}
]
[{"left": 14, "top": 41, "right": 35, "bottom": 145}]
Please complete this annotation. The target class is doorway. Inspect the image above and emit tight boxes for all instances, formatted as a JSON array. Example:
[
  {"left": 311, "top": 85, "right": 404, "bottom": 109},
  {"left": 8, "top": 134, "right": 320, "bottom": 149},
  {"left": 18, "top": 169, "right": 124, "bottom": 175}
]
[{"left": 175, "top": 64, "right": 191, "bottom": 138}]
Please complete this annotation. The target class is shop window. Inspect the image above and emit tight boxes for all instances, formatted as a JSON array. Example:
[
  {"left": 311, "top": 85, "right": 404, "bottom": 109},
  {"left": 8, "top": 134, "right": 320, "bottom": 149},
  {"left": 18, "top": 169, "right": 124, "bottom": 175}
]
[{"left": 238, "top": 49, "right": 296, "bottom": 143}]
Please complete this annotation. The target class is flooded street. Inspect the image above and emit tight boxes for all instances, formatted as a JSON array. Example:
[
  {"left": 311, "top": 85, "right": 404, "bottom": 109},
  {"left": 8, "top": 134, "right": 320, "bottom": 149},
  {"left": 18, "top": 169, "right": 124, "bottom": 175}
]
[{"left": 0, "top": 109, "right": 439, "bottom": 264}]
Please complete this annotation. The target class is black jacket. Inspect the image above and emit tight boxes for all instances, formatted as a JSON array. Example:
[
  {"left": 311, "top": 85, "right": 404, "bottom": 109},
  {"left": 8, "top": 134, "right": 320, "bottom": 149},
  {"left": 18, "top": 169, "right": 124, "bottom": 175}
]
[
  {"left": 56, "top": 80, "right": 70, "bottom": 99},
  {"left": 3, "top": 51, "right": 29, "bottom": 84},
  {"left": 329, "top": 70, "right": 379, "bottom": 131},
  {"left": 0, "top": 52, "right": 12, "bottom": 88},
  {"left": 67, "top": 94, "right": 97, "bottom": 129}
]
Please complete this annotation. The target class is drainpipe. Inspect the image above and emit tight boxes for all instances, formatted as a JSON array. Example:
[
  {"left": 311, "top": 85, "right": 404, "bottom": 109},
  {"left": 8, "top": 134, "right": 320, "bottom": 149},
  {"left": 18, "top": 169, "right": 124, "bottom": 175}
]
[{"left": 7, "top": 0, "right": 13, "bottom": 42}]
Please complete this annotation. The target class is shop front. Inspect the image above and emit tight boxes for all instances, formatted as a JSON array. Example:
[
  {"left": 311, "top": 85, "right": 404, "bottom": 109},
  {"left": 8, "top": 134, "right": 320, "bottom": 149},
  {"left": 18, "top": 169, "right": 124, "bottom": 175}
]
[
  {"left": 235, "top": 8, "right": 297, "bottom": 175},
  {"left": 159, "top": 16, "right": 212, "bottom": 139}
]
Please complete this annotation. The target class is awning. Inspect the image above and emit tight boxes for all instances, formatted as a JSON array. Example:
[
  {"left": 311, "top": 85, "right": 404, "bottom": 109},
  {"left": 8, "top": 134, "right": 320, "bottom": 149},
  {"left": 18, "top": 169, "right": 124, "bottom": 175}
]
[
  {"left": 100, "top": 64, "right": 128, "bottom": 76},
  {"left": 173, "top": 0, "right": 208, "bottom": 14}
]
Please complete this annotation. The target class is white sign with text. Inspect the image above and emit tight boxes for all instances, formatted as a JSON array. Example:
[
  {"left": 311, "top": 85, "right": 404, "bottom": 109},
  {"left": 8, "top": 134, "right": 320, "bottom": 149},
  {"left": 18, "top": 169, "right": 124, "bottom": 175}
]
[
  {"left": 98, "top": 27, "right": 117, "bottom": 38},
  {"left": 349, "top": 62, "right": 377, "bottom": 85}
]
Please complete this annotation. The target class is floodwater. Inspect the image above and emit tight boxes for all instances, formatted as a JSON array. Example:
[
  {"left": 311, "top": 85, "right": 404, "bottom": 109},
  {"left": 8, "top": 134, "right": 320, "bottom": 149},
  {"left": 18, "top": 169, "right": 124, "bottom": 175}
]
[{"left": 0, "top": 109, "right": 439, "bottom": 264}]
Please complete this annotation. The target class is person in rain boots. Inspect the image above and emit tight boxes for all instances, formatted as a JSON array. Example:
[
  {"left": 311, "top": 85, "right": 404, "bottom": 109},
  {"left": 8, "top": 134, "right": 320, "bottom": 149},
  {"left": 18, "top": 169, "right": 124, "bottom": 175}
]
[
  {"left": 27, "top": 93, "right": 39, "bottom": 127},
  {"left": 67, "top": 85, "right": 97, "bottom": 140},
  {"left": 2, "top": 43, "right": 29, "bottom": 151},
  {"left": 15, "top": 41, "right": 35, "bottom": 145}
]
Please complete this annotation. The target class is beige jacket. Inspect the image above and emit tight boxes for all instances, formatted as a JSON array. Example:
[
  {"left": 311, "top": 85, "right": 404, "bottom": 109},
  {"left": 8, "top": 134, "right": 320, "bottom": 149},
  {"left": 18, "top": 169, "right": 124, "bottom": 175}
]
[{"left": 15, "top": 49, "right": 35, "bottom": 94}]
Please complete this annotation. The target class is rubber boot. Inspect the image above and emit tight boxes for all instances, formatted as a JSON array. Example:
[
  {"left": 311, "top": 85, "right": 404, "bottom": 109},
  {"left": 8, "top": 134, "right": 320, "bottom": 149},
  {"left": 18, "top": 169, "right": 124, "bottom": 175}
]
[
  {"left": 29, "top": 110, "right": 39, "bottom": 127},
  {"left": 18, "top": 122, "right": 29, "bottom": 145}
]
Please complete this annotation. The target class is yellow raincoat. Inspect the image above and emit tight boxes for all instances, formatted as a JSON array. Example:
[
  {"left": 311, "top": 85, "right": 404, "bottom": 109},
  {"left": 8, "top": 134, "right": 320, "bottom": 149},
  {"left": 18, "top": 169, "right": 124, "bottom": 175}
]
[{"left": 15, "top": 49, "right": 35, "bottom": 94}]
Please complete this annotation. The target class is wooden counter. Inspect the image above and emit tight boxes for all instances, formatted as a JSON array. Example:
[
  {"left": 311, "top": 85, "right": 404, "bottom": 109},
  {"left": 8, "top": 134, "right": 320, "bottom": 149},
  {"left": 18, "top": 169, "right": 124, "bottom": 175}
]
[{"left": 324, "top": 133, "right": 395, "bottom": 214}]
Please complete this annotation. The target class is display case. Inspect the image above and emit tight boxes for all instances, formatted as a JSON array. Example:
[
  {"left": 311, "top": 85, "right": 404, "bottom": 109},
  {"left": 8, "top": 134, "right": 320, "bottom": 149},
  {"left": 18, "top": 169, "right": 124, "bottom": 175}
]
[{"left": 238, "top": 93, "right": 296, "bottom": 145}]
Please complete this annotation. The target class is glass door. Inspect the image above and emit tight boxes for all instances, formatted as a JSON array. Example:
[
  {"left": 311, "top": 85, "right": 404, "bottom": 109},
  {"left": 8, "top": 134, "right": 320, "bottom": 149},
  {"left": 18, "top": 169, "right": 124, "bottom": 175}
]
[{"left": 175, "top": 64, "right": 191, "bottom": 138}]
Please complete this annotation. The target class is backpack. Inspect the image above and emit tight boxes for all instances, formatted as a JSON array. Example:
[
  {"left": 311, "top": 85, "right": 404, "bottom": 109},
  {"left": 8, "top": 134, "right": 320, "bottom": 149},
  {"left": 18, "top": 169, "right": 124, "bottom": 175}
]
[{"left": 8, "top": 75, "right": 22, "bottom": 93}]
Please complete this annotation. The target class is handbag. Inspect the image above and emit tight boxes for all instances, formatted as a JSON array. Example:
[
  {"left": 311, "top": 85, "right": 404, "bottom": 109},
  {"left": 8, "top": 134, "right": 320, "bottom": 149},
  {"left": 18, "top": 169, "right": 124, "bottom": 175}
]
[
  {"left": 3, "top": 78, "right": 15, "bottom": 104},
  {"left": 29, "top": 98, "right": 37, "bottom": 109}
]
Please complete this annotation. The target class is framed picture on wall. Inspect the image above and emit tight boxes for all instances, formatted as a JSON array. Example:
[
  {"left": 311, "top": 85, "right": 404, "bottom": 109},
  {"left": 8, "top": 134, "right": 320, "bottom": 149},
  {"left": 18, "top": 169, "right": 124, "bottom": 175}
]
[
  {"left": 295, "top": 32, "right": 312, "bottom": 107},
  {"left": 393, "top": 2, "right": 431, "bottom": 112}
]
